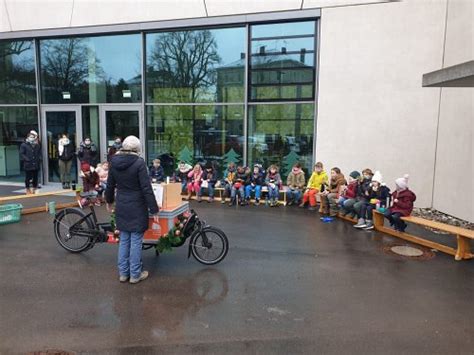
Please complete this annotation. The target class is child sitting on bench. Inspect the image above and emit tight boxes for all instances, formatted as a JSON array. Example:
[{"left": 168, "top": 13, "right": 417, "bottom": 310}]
[{"left": 384, "top": 174, "right": 416, "bottom": 232}]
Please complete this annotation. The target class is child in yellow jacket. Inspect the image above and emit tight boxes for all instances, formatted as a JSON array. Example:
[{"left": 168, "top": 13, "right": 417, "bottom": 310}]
[{"left": 299, "top": 162, "right": 328, "bottom": 210}]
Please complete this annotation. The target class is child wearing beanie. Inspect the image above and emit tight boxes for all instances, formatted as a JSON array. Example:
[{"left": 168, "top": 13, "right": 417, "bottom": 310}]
[
  {"left": 79, "top": 162, "right": 101, "bottom": 206},
  {"left": 354, "top": 170, "right": 390, "bottom": 230},
  {"left": 383, "top": 174, "right": 416, "bottom": 232},
  {"left": 338, "top": 170, "right": 360, "bottom": 217}
]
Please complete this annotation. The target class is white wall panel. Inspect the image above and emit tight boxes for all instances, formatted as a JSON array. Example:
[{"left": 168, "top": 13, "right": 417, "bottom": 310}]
[
  {"left": 6, "top": 0, "right": 73, "bottom": 31},
  {"left": 70, "top": 0, "right": 206, "bottom": 27},
  {"left": 205, "top": 0, "right": 301, "bottom": 16},
  {"left": 442, "top": 0, "right": 473, "bottom": 67},
  {"left": 433, "top": 89, "right": 473, "bottom": 221},
  {"left": 0, "top": 2, "right": 11, "bottom": 32},
  {"left": 433, "top": 0, "right": 474, "bottom": 222},
  {"left": 304, "top": 0, "right": 387, "bottom": 9}
]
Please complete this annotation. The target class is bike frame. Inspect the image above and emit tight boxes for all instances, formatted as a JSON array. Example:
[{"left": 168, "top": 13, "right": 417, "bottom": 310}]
[{"left": 60, "top": 204, "right": 109, "bottom": 241}]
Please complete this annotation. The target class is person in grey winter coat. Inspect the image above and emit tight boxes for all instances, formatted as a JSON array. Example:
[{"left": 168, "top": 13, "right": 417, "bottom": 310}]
[{"left": 105, "top": 136, "right": 159, "bottom": 284}]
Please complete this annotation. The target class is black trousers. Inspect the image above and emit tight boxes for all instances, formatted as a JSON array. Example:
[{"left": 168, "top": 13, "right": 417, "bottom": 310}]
[
  {"left": 383, "top": 210, "right": 406, "bottom": 231},
  {"left": 25, "top": 170, "right": 39, "bottom": 188}
]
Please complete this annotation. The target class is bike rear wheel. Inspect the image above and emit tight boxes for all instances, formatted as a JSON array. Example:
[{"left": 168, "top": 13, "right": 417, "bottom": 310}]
[
  {"left": 190, "top": 226, "right": 229, "bottom": 265},
  {"left": 54, "top": 208, "right": 94, "bottom": 253}
]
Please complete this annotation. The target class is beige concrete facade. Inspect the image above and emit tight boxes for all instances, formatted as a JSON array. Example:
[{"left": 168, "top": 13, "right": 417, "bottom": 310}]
[
  {"left": 316, "top": 0, "right": 472, "bottom": 221},
  {"left": 432, "top": 0, "right": 473, "bottom": 221},
  {"left": 0, "top": 0, "right": 472, "bottom": 220}
]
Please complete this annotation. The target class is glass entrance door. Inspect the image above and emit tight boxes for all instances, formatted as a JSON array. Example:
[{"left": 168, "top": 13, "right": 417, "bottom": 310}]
[
  {"left": 100, "top": 106, "right": 142, "bottom": 162},
  {"left": 41, "top": 106, "right": 81, "bottom": 184}
]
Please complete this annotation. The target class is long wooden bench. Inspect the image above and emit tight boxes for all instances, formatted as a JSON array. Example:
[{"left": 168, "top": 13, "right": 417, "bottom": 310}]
[
  {"left": 211, "top": 186, "right": 288, "bottom": 205},
  {"left": 0, "top": 189, "right": 79, "bottom": 215},
  {"left": 338, "top": 210, "right": 473, "bottom": 261},
  {"left": 372, "top": 212, "right": 473, "bottom": 261},
  {"left": 339, "top": 211, "right": 473, "bottom": 261}
]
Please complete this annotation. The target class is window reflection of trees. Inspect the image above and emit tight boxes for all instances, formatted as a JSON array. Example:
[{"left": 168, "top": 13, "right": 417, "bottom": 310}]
[
  {"left": 40, "top": 37, "right": 141, "bottom": 103},
  {"left": 41, "top": 38, "right": 105, "bottom": 103},
  {"left": 0, "top": 40, "right": 36, "bottom": 104},
  {"left": 147, "top": 30, "right": 221, "bottom": 103}
]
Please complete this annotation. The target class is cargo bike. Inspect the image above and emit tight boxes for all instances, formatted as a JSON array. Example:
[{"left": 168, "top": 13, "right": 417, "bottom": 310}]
[{"left": 53, "top": 192, "right": 229, "bottom": 265}]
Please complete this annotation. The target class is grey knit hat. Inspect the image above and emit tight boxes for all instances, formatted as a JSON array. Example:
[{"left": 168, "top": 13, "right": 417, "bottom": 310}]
[
  {"left": 349, "top": 171, "right": 360, "bottom": 179},
  {"left": 122, "top": 135, "right": 141, "bottom": 153}
]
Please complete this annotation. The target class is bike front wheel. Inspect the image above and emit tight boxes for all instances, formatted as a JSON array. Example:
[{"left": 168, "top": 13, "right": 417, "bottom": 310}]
[
  {"left": 190, "top": 226, "right": 229, "bottom": 265},
  {"left": 54, "top": 208, "right": 94, "bottom": 253}
]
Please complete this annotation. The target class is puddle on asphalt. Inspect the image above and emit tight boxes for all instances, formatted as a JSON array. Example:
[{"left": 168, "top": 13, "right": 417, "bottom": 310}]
[{"left": 109, "top": 268, "right": 229, "bottom": 343}]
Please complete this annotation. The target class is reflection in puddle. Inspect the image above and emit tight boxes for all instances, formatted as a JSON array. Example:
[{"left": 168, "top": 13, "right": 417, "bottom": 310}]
[{"left": 112, "top": 268, "right": 229, "bottom": 344}]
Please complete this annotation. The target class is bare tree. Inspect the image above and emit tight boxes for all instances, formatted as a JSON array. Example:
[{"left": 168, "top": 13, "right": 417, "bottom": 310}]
[
  {"left": 41, "top": 38, "right": 106, "bottom": 100},
  {"left": 148, "top": 30, "right": 221, "bottom": 102}
]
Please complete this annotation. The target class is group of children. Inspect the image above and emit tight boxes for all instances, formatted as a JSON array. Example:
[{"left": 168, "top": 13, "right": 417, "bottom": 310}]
[
  {"left": 170, "top": 160, "right": 417, "bottom": 233},
  {"left": 78, "top": 161, "right": 109, "bottom": 206},
  {"left": 79, "top": 156, "right": 416, "bottom": 233},
  {"left": 298, "top": 163, "right": 416, "bottom": 232},
  {"left": 172, "top": 161, "right": 284, "bottom": 207}
]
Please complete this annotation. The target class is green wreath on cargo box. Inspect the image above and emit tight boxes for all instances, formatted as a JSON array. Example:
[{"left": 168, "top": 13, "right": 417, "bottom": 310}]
[{"left": 155, "top": 214, "right": 189, "bottom": 253}]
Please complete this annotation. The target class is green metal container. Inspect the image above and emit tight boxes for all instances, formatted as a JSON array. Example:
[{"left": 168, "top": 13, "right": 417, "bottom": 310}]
[{"left": 0, "top": 204, "right": 23, "bottom": 225}]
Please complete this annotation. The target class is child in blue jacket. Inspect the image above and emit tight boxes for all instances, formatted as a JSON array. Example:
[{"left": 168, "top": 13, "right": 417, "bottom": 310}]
[
  {"left": 245, "top": 164, "right": 265, "bottom": 206},
  {"left": 149, "top": 159, "right": 165, "bottom": 183}
]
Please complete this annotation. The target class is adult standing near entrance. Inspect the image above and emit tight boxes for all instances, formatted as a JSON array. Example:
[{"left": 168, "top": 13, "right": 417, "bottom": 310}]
[
  {"left": 105, "top": 135, "right": 159, "bottom": 284},
  {"left": 107, "top": 137, "right": 122, "bottom": 162},
  {"left": 78, "top": 137, "right": 98, "bottom": 168},
  {"left": 58, "top": 133, "right": 75, "bottom": 189},
  {"left": 19, "top": 130, "right": 42, "bottom": 195}
]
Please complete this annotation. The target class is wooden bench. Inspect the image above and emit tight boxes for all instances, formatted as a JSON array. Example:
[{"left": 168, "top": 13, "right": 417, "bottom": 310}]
[
  {"left": 195, "top": 186, "right": 288, "bottom": 205},
  {"left": 0, "top": 189, "right": 79, "bottom": 215},
  {"left": 338, "top": 211, "right": 473, "bottom": 261},
  {"left": 371, "top": 212, "right": 474, "bottom": 261}
]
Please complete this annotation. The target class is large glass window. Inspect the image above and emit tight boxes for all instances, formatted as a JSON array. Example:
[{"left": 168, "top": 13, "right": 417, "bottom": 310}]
[
  {"left": 249, "top": 21, "right": 316, "bottom": 101},
  {"left": 146, "top": 27, "right": 245, "bottom": 103},
  {"left": 40, "top": 34, "right": 141, "bottom": 104},
  {"left": 248, "top": 103, "right": 314, "bottom": 177},
  {"left": 147, "top": 105, "right": 244, "bottom": 175},
  {"left": 0, "top": 106, "right": 38, "bottom": 181},
  {"left": 0, "top": 40, "right": 37, "bottom": 104}
]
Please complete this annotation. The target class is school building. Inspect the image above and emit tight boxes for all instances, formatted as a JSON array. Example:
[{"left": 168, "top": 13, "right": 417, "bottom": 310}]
[{"left": 0, "top": 0, "right": 472, "bottom": 221}]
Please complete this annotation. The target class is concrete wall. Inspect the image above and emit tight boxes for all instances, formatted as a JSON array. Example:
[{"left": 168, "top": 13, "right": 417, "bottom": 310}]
[
  {"left": 316, "top": 0, "right": 446, "bottom": 209},
  {"left": 432, "top": 0, "right": 473, "bottom": 221}
]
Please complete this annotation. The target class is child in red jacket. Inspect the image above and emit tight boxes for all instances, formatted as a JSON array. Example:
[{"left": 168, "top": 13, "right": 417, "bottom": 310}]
[
  {"left": 338, "top": 171, "right": 360, "bottom": 217},
  {"left": 384, "top": 174, "right": 416, "bottom": 232},
  {"left": 79, "top": 162, "right": 101, "bottom": 207}
]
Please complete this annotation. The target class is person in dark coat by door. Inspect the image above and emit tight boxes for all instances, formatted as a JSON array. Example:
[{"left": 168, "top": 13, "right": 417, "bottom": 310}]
[
  {"left": 19, "top": 130, "right": 42, "bottom": 194},
  {"left": 78, "top": 137, "right": 98, "bottom": 167},
  {"left": 107, "top": 137, "right": 122, "bottom": 162},
  {"left": 105, "top": 136, "right": 159, "bottom": 284}
]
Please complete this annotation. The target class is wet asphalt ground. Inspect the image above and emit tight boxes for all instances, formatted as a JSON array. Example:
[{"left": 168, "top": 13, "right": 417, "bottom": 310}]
[{"left": 0, "top": 201, "right": 473, "bottom": 354}]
